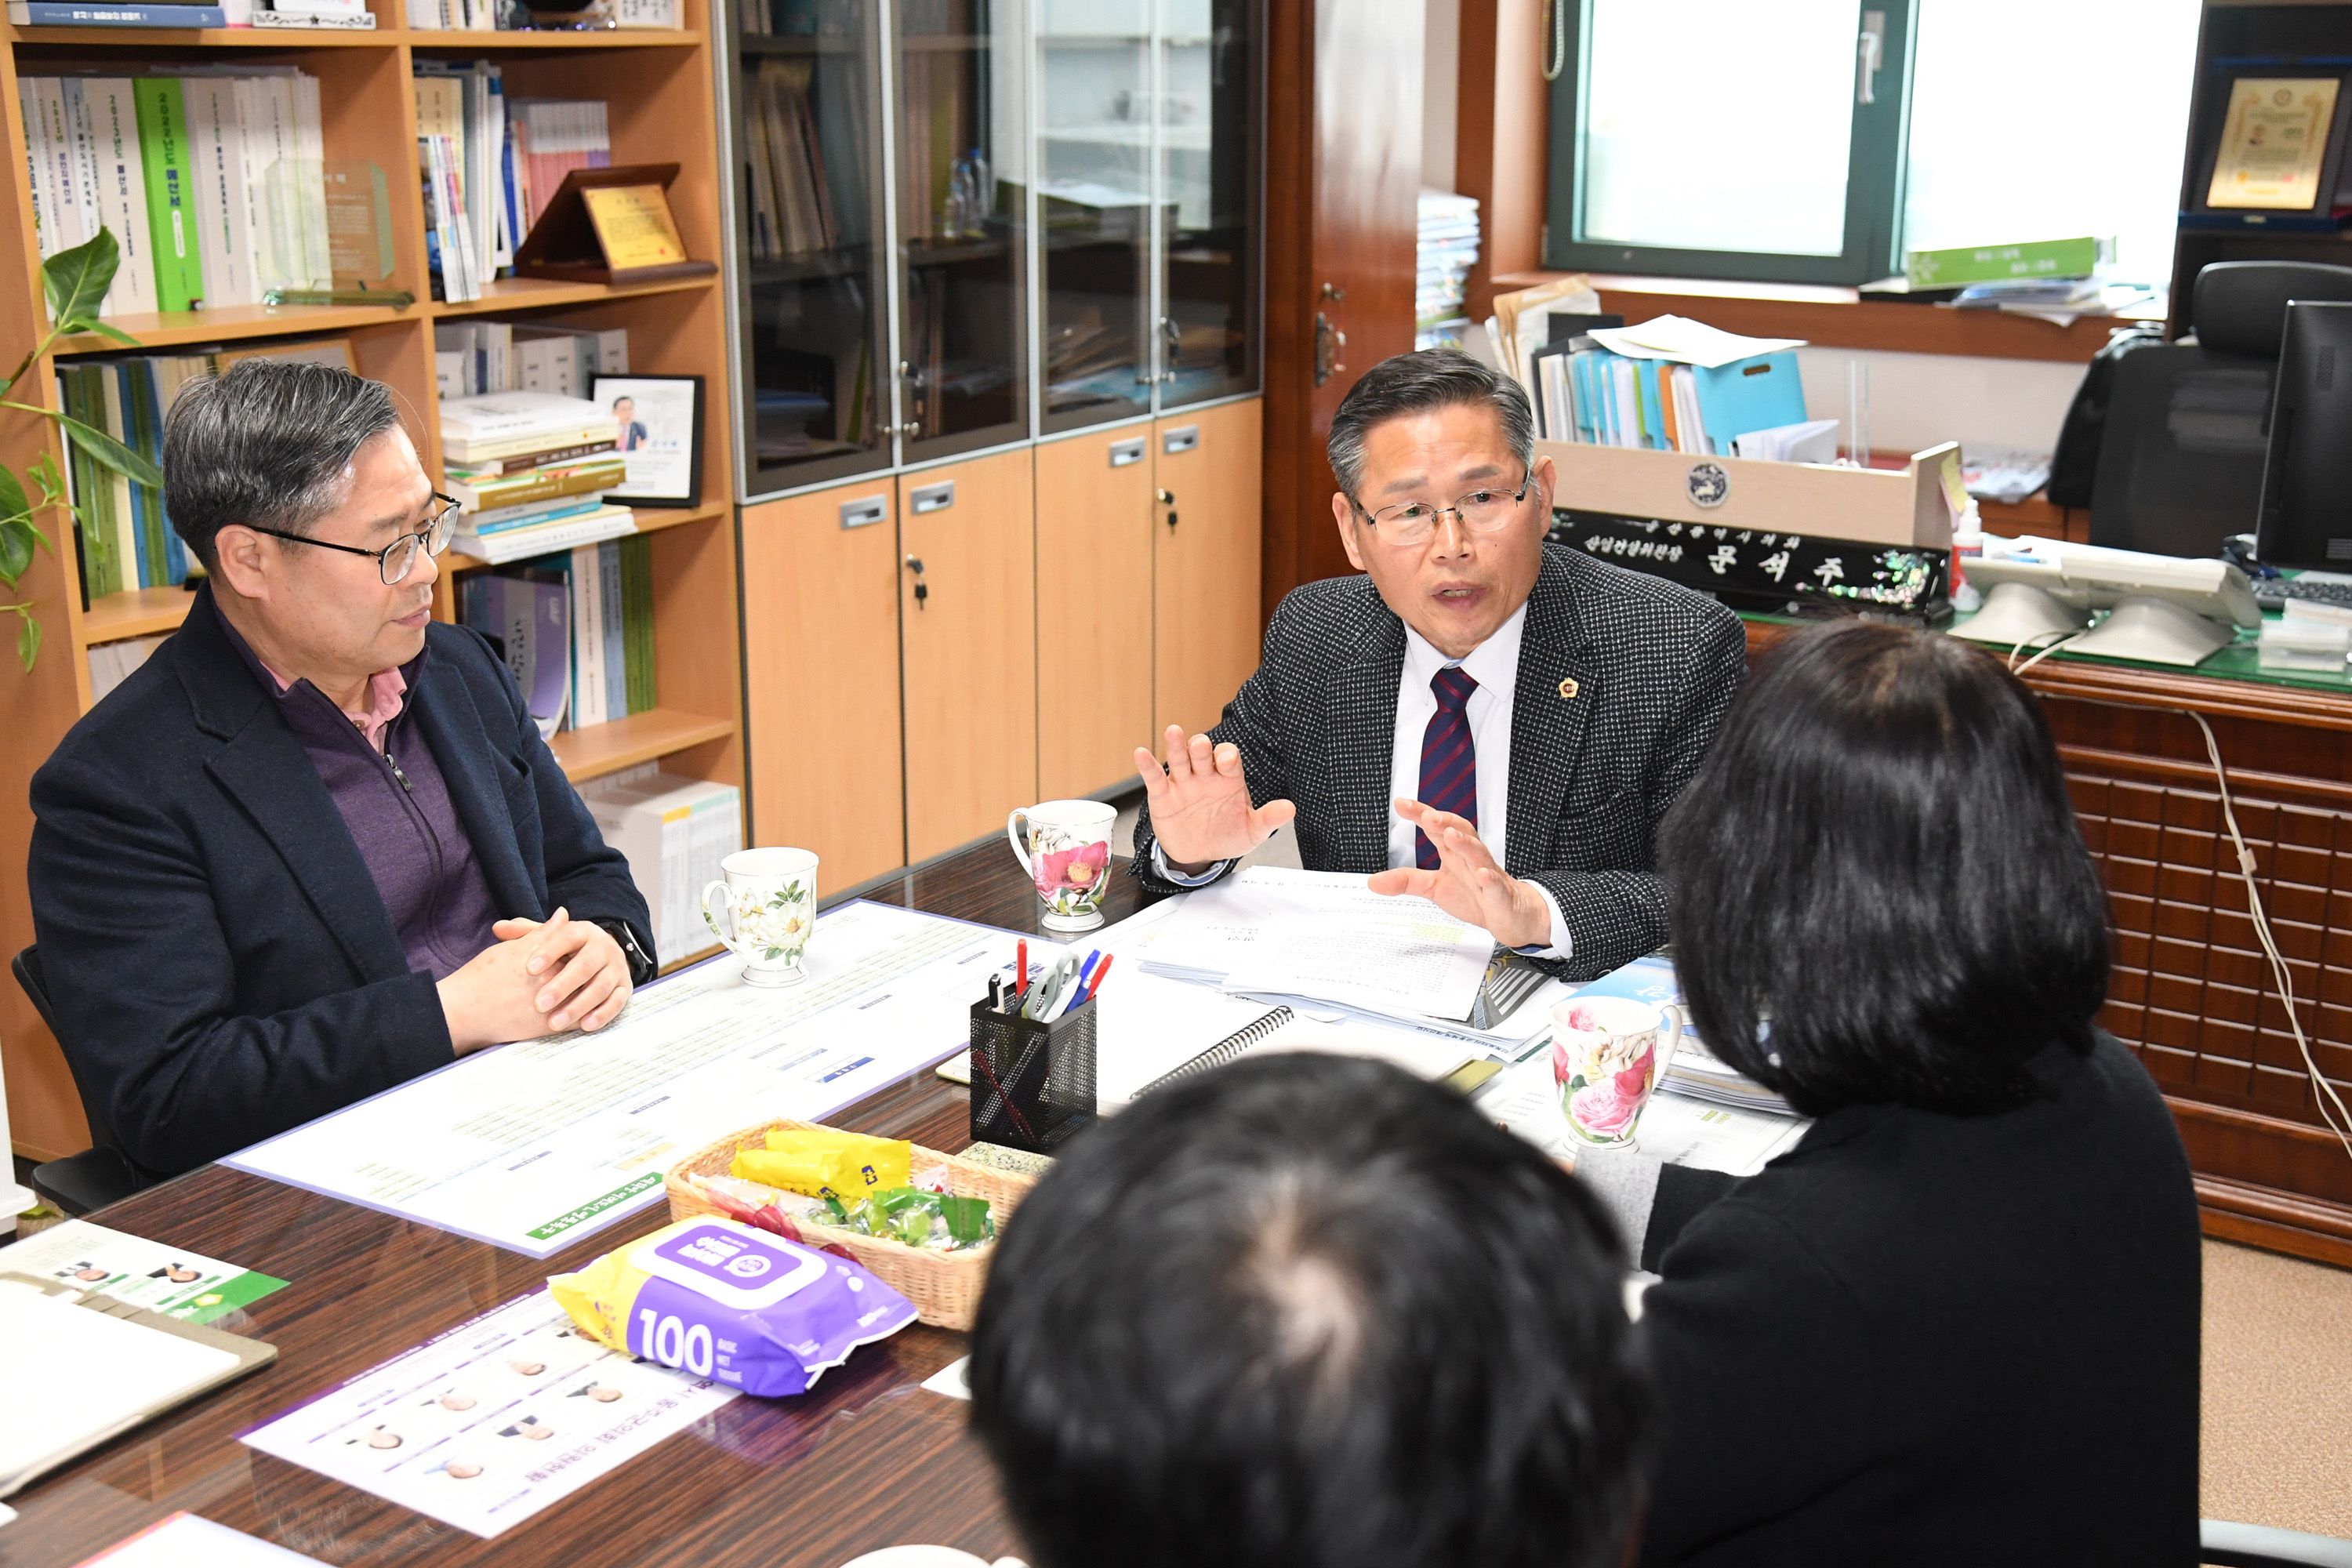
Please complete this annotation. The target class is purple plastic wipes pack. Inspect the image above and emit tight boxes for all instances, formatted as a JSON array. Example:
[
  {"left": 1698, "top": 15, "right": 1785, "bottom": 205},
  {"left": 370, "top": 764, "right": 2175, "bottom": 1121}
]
[{"left": 547, "top": 1217, "right": 918, "bottom": 1398}]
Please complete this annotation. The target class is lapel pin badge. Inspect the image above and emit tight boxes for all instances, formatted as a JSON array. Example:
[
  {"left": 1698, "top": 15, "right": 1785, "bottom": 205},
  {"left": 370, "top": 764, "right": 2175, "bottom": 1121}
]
[{"left": 1558, "top": 677, "right": 1580, "bottom": 700}]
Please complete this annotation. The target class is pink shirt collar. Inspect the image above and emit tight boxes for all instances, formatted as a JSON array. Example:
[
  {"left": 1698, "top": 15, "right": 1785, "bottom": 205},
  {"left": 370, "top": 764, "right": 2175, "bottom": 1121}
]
[{"left": 252, "top": 656, "right": 409, "bottom": 750}]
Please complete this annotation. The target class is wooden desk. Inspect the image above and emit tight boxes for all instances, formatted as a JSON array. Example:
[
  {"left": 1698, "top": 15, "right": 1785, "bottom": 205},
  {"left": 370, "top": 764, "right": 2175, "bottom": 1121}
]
[
  {"left": 1748, "top": 618, "right": 2352, "bottom": 1269},
  {"left": 2, "top": 844, "right": 1152, "bottom": 1568}
]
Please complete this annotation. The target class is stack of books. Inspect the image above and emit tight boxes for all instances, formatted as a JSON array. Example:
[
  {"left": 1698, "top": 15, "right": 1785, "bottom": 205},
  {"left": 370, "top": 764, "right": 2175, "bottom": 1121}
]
[
  {"left": 434, "top": 321, "right": 628, "bottom": 401},
  {"left": 458, "top": 536, "right": 657, "bottom": 738},
  {"left": 580, "top": 763, "right": 741, "bottom": 966},
  {"left": 415, "top": 74, "right": 612, "bottom": 302},
  {"left": 1414, "top": 189, "right": 1480, "bottom": 350},
  {"left": 441, "top": 391, "right": 633, "bottom": 565},
  {"left": 18, "top": 72, "right": 330, "bottom": 313},
  {"left": 4, "top": 0, "right": 365, "bottom": 27},
  {"left": 60, "top": 336, "right": 355, "bottom": 598}
]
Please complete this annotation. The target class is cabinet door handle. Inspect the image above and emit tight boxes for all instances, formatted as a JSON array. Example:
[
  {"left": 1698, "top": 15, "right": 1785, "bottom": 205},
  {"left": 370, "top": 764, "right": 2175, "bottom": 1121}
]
[
  {"left": 1161, "top": 424, "right": 1199, "bottom": 456},
  {"left": 840, "top": 495, "right": 887, "bottom": 529},
  {"left": 1109, "top": 436, "right": 1146, "bottom": 467},
  {"left": 1314, "top": 313, "right": 1346, "bottom": 387},
  {"left": 909, "top": 481, "right": 955, "bottom": 514}
]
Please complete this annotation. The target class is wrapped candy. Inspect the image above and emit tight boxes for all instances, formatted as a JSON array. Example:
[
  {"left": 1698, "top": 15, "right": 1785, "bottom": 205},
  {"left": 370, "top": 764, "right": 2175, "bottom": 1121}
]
[{"left": 822, "top": 1186, "right": 996, "bottom": 1251}]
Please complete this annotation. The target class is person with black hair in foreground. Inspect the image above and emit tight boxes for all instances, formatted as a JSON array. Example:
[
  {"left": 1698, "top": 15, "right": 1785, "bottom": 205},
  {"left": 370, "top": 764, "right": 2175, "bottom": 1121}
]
[
  {"left": 1587, "top": 620, "right": 2200, "bottom": 1566},
  {"left": 968, "top": 1053, "right": 1653, "bottom": 1568}
]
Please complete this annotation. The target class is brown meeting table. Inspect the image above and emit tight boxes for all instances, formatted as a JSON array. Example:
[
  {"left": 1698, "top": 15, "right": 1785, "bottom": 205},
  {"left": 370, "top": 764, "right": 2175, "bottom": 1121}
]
[{"left": 2, "top": 843, "right": 1154, "bottom": 1568}]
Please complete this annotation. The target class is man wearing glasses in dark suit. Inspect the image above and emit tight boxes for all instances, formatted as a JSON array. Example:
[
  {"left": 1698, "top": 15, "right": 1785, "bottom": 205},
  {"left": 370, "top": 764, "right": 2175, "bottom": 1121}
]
[
  {"left": 29, "top": 359, "right": 654, "bottom": 1178},
  {"left": 1132, "top": 348, "right": 1746, "bottom": 981}
]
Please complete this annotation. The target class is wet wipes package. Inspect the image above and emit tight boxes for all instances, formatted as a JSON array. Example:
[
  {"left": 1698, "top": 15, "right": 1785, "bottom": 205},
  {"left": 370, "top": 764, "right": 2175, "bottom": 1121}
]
[{"left": 547, "top": 1218, "right": 918, "bottom": 1397}]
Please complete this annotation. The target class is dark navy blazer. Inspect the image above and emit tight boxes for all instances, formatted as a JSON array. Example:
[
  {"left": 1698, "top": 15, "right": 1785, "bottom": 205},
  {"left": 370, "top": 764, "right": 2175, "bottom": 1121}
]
[{"left": 27, "top": 583, "right": 651, "bottom": 1176}]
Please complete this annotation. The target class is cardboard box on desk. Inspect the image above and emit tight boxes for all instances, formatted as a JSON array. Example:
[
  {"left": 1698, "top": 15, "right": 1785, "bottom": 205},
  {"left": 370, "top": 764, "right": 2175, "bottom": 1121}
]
[
  {"left": 1541, "top": 438, "right": 1960, "bottom": 550},
  {"left": 1542, "top": 439, "right": 1959, "bottom": 623}
]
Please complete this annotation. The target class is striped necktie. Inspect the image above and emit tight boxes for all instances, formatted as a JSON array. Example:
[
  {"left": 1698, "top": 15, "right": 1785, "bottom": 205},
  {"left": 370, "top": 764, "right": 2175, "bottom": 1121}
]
[{"left": 1416, "top": 666, "right": 1479, "bottom": 869}]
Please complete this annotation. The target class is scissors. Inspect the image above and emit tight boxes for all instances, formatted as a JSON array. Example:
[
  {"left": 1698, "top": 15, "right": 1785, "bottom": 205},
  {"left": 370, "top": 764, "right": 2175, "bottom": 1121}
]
[{"left": 1022, "top": 954, "right": 1085, "bottom": 1022}]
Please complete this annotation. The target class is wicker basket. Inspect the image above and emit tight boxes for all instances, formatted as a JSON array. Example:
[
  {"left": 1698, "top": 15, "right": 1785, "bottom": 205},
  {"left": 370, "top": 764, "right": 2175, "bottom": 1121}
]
[{"left": 665, "top": 1118, "right": 1036, "bottom": 1330}]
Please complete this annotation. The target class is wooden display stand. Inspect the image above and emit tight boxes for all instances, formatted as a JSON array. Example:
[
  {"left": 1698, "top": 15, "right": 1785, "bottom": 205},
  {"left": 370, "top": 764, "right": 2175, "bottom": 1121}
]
[
  {"left": 0, "top": 5, "right": 742, "bottom": 1163},
  {"left": 513, "top": 162, "right": 718, "bottom": 286}
]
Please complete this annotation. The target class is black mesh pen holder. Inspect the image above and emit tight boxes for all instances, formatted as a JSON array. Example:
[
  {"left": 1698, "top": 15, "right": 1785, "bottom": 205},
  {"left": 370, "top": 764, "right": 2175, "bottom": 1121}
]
[{"left": 969, "top": 994, "right": 1096, "bottom": 1153}]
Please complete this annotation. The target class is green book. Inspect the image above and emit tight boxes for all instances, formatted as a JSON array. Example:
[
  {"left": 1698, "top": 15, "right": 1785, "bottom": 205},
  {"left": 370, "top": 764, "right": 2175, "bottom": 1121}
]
[
  {"left": 620, "top": 533, "right": 654, "bottom": 714},
  {"left": 63, "top": 367, "right": 118, "bottom": 599},
  {"left": 1905, "top": 235, "right": 2115, "bottom": 289},
  {"left": 122, "top": 361, "right": 168, "bottom": 586},
  {"left": 132, "top": 78, "right": 204, "bottom": 314}
]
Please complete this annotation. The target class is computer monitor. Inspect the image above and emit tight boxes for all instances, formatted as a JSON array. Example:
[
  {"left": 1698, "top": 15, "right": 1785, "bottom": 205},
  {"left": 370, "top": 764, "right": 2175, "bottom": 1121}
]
[{"left": 2255, "top": 299, "right": 2352, "bottom": 569}]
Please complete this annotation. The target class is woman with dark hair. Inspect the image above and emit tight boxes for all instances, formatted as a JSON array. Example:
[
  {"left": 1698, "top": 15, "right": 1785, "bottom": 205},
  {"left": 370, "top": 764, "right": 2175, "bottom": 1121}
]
[{"left": 1610, "top": 619, "right": 2200, "bottom": 1566}]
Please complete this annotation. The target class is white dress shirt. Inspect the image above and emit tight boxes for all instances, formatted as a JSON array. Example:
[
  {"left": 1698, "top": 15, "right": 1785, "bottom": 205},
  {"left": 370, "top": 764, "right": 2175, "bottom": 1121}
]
[{"left": 1156, "top": 600, "right": 1573, "bottom": 956}]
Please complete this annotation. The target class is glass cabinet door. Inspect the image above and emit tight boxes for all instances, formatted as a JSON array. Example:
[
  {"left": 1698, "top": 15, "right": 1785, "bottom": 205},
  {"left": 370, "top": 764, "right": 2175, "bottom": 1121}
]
[
  {"left": 890, "top": 0, "right": 1030, "bottom": 459},
  {"left": 728, "top": 0, "right": 895, "bottom": 498},
  {"left": 1035, "top": 0, "right": 1154, "bottom": 434},
  {"left": 1155, "top": 0, "right": 1260, "bottom": 409}
]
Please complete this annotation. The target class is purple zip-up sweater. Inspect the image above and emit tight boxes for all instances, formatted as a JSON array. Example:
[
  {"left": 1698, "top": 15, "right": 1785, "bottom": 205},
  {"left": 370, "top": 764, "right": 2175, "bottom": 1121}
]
[{"left": 218, "top": 613, "right": 503, "bottom": 980}]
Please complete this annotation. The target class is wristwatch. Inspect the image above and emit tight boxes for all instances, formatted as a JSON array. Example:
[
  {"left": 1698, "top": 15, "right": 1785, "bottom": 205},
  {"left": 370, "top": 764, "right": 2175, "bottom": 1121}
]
[{"left": 590, "top": 916, "right": 657, "bottom": 987}]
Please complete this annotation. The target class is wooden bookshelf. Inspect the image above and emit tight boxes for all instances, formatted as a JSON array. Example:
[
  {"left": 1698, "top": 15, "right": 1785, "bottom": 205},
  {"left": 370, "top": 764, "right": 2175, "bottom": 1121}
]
[{"left": 0, "top": 2, "right": 743, "bottom": 1162}]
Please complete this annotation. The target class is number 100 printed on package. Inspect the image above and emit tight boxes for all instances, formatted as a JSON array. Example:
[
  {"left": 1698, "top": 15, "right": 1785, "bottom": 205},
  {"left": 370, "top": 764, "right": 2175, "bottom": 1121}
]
[{"left": 238, "top": 1290, "right": 738, "bottom": 1537}]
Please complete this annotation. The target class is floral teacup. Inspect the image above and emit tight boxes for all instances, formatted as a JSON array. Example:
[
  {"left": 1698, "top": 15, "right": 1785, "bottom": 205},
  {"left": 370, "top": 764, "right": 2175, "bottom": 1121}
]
[
  {"left": 1551, "top": 996, "right": 1683, "bottom": 1149},
  {"left": 1007, "top": 799, "right": 1117, "bottom": 931},
  {"left": 702, "top": 847, "right": 819, "bottom": 987}
]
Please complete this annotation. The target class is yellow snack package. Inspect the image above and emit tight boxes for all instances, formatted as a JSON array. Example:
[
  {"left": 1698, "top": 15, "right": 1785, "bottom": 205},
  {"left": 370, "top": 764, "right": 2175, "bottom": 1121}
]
[{"left": 728, "top": 1127, "right": 911, "bottom": 1201}]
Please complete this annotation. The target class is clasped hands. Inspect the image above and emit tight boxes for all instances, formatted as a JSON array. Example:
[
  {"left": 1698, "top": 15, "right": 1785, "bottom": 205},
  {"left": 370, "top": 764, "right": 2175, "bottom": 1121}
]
[
  {"left": 437, "top": 906, "right": 633, "bottom": 1055},
  {"left": 1134, "top": 725, "right": 1555, "bottom": 949}
]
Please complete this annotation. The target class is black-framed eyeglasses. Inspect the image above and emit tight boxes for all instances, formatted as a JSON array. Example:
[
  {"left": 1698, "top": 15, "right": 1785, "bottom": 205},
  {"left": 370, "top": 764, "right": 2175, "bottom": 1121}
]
[
  {"left": 1350, "top": 470, "right": 1535, "bottom": 548},
  {"left": 245, "top": 494, "right": 461, "bottom": 585}
]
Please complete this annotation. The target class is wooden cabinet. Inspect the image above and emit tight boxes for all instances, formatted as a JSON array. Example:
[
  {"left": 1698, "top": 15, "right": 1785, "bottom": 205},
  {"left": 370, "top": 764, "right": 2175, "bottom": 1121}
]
[
  {"left": 901, "top": 448, "right": 1038, "bottom": 862},
  {"left": 1036, "top": 427, "right": 1156, "bottom": 800},
  {"left": 1154, "top": 398, "right": 1266, "bottom": 738},
  {"left": 740, "top": 481, "right": 906, "bottom": 893}
]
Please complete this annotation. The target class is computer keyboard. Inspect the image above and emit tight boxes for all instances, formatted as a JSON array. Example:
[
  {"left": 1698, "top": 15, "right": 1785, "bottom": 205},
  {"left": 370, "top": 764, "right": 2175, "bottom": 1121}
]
[{"left": 2255, "top": 573, "right": 2352, "bottom": 612}]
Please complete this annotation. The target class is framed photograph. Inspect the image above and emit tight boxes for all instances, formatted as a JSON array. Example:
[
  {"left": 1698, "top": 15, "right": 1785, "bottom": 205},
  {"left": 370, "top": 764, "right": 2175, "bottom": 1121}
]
[{"left": 592, "top": 373, "right": 703, "bottom": 507}]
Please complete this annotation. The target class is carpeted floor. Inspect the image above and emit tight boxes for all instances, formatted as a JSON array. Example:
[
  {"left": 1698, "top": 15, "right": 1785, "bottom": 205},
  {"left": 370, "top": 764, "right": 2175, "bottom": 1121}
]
[{"left": 2201, "top": 1240, "right": 2352, "bottom": 1539}]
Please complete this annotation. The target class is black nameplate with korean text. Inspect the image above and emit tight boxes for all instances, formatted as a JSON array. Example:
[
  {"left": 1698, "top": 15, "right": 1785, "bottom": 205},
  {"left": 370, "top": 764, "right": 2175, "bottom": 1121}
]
[{"left": 1549, "top": 509, "right": 1951, "bottom": 626}]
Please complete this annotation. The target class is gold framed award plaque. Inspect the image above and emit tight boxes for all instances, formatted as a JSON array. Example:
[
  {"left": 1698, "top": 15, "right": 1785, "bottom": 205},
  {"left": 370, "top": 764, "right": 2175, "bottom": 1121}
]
[{"left": 2208, "top": 78, "right": 2343, "bottom": 210}]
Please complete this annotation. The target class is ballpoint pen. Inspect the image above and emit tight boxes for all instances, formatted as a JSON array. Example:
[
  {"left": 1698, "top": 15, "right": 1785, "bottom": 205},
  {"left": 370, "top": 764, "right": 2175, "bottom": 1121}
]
[{"left": 1081, "top": 954, "right": 1114, "bottom": 1005}]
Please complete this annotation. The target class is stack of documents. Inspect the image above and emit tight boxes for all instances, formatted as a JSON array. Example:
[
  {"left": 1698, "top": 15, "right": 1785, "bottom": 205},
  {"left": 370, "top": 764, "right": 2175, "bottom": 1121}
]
[
  {"left": 1531, "top": 315, "right": 1809, "bottom": 457},
  {"left": 1416, "top": 188, "right": 1481, "bottom": 347},
  {"left": 1135, "top": 866, "right": 1566, "bottom": 1051}
]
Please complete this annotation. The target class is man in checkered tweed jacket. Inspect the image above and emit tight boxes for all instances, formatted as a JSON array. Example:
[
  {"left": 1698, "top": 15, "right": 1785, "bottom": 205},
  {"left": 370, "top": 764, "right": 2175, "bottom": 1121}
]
[{"left": 1131, "top": 348, "right": 1746, "bottom": 982}]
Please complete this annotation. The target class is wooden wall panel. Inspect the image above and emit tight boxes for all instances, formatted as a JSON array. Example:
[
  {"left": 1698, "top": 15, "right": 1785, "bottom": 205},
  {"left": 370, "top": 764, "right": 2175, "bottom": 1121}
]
[
  {"left": 1261, "top": 0, "right": 1422, "bottom": 619},
  {"left": 1454, "top": 0, "right": 1550, "bottom": 324}
]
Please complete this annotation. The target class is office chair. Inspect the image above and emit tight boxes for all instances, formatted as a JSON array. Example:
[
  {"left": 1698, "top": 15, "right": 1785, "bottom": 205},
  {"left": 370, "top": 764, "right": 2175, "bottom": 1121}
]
[
  {"left": 13, "top": 946, "right": 147, "bottom": 1216},
  {"left": 2090, "top": 260, "right": 2352, "bottom": 558},
  {"left": 2202, "top": 1519, "right": 2352, "bottom": 1568}
]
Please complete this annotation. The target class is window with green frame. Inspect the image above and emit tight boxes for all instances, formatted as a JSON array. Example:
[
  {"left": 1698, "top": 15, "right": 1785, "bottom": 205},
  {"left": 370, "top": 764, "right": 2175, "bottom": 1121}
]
[{"left": 1544, "top": 0, "right": 2203, "bottom": 289}]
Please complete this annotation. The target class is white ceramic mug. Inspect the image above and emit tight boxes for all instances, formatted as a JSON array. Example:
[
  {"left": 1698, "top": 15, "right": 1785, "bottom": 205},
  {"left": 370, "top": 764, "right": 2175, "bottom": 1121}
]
[
  {"left": 702, "top": 847, "right": 819, "bottom": 987},
  {"left": 1549, "top": 996, "right": 1683, "bottom": 1149},
  {"left": 1006, "top": 799, "right": 1117, "bottom": 931}
]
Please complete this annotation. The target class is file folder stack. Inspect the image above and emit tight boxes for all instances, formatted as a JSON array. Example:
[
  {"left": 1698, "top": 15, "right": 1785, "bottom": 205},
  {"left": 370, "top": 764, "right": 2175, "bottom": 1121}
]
[{"left": 1529, "top": 314, "right": 1811, "bottom": 459}]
